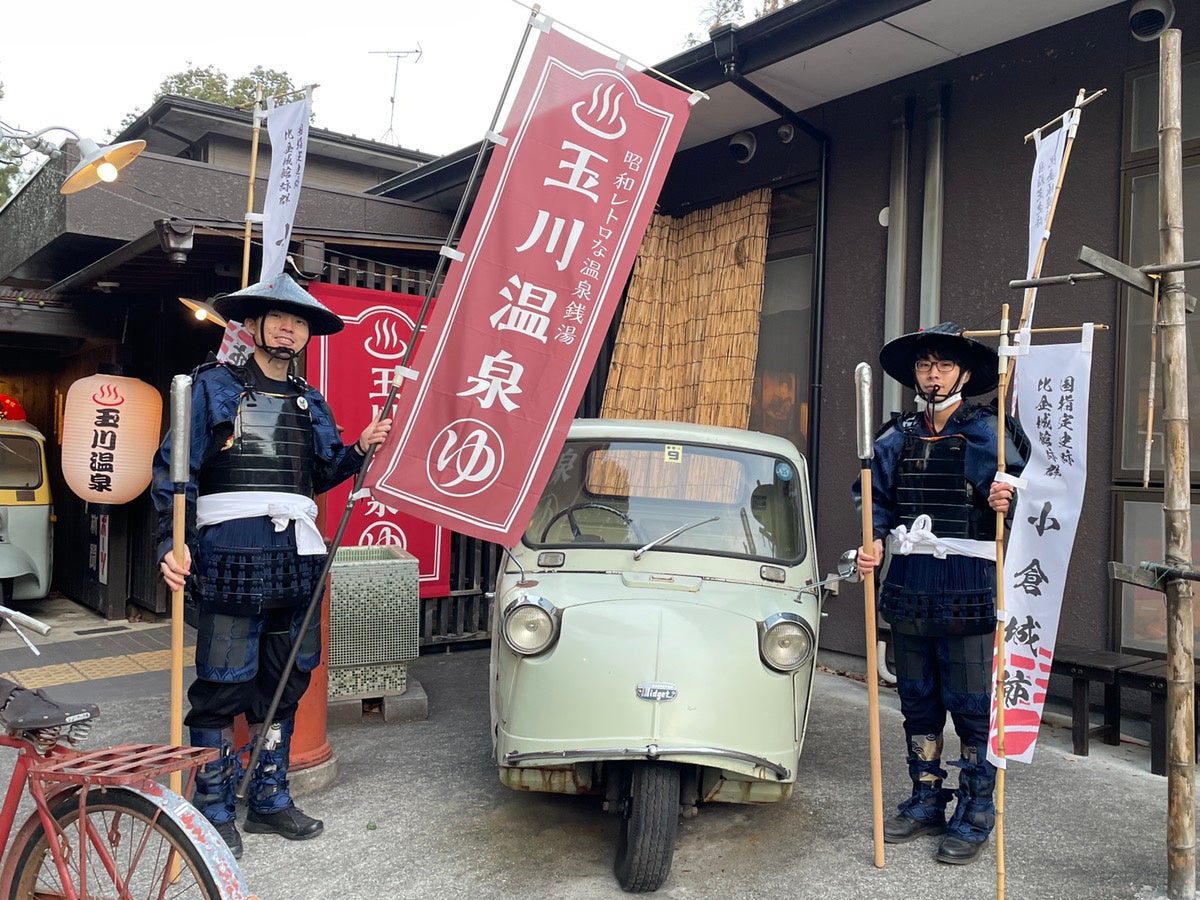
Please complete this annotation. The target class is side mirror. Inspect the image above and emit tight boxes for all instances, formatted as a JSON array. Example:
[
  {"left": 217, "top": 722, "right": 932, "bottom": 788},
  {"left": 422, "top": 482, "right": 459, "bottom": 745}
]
[
  {"left": 837, "top": 548, "right": 862, "bottom": 584},
  {"left": 798, "top": 549, "right": 862, "bottom": 603}
]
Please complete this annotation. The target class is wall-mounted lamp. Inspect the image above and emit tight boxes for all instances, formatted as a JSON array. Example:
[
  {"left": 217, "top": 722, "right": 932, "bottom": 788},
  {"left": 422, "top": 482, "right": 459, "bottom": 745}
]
[
  {"left": 729, "top": 130, "right": 757, "bottom": 163},
  {"left": 155, "top": 217, "right": 195, "bottom": 264},
  {"left": 179, "top": 297, "right": 227, "bottom": 327},
  {"left": 0, "top": 121, "right": 145, "bottom": 194},
  {"left": 1129, "top": 0, "right": 1174, "bottom": 40}
]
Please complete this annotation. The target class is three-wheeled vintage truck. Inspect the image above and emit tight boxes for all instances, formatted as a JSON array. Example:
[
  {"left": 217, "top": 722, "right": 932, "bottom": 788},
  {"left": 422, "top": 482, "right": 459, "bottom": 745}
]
[
  {"left": 489, "top": 419, "right": 852, "bottom": 892},
  {"left": 0, "top": 420, "right": 53, "bottom": 606}
]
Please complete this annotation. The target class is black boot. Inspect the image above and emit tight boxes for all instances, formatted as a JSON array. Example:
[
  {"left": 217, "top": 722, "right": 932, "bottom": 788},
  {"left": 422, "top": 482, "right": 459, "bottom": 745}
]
[
  {"left": 190, "top": 726, "right": 243, "bottom": 859},
  {"left": 936, "top": 743, "right": 996, "bottom": 865},
  {"left": 243, "top": 719, "right": 324, "bottom": 841},
  {"left": 884, "top": 732, "right": 951, "bottom": 844}
]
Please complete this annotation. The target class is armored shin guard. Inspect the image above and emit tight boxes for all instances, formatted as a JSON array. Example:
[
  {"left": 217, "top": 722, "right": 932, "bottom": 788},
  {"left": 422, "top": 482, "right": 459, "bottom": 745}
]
[
  {"left": 884, "top": 732, "right": 951, "bottom": 843},
  {"left": 898, "top": 732, "right": 950, "bottom": 821},
  {"left": 243, "top": 718, "right": 323, "bottom": 841},
  {"left": 190, "top": 726, "right": 239, "bottom": 825},
  {"left": 945, "top": 743, "right": 996, "bottom": 842},
  {"left": 246, "top": 719, "right": 295, "bottom": 814}
]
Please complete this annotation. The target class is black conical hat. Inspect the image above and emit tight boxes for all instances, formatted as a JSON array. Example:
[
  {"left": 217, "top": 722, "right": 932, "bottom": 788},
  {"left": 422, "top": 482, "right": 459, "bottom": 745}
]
[
  {"left": 212, "top": 273, "right": 344, "bottom": 336},
  {"left": 878, "top": 322, "right": 999, "bottom": 396}
]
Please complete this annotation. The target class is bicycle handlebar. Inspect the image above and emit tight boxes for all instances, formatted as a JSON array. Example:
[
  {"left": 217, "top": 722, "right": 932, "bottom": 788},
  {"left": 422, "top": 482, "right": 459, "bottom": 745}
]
[{"left": 0, "top": 605, "right": 51, "bottom": 636}]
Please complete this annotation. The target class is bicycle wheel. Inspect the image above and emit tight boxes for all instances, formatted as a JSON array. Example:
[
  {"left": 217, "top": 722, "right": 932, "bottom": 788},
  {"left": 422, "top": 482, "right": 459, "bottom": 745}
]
[{"left": 8, "top": 786, "right": 222, "bottom": 900}]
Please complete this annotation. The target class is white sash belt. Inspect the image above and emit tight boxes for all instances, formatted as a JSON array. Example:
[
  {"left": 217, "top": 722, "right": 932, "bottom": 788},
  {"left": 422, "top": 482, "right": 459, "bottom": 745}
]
[
  {"left": 197, "top": 491, "right": 324, "bottom": 556},
  {"left": 888, "top": 514, "right": 995, "bottom": 561}
]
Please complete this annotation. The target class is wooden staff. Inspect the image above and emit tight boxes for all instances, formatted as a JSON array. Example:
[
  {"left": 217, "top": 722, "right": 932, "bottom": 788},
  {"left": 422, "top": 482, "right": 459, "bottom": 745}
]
[
  {"left": 991, "top": 305, "right": 1013, "bottom": 900},
  {"left": 855, "top": 361, "right": 885, "bottom": 868},
  {"left": 240, "top": 85, "right": 264, "bottom": 290},
  {"left": 168, "top": 374, "right": 192, "bottom": 797}
]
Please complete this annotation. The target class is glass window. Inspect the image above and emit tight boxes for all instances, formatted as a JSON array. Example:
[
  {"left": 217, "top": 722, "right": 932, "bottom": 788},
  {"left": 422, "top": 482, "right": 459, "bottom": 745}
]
[
  {"left": 524, "top": 439, "right": 806, "bottom": 563},
  {"left": 1116, "top": 492, "right": 1200, "bottom": 655},
  {"left": 1129, "top": 60, "right": 1200, "bottom": 154},
  {"left": 751, "top": 182, "right": 815, "bottom": 454},
  {"left": 1117, "top": 163, "right": 1200, "bottom": 476},
  {"left": 0, "top": 435, "right": 42, "bottom": 490}
]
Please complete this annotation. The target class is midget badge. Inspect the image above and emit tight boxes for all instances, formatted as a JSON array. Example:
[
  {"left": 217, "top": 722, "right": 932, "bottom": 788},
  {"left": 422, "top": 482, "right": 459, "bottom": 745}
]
[{"left": 635, "top": 682, "right": 678, "bottom": 702}]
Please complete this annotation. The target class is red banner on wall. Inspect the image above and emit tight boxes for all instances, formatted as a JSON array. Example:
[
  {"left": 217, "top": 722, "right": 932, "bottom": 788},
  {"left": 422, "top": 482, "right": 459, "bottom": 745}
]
[
  {"left": 306, "top": 283, "right": 450, "bottom": 597},
  {"left": 365, "top": 26, "right": 693, "bottom": 545}
]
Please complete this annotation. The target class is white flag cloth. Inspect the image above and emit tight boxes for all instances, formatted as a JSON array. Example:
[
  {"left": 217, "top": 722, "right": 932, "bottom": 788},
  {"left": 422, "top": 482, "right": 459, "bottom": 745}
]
[
  {"left": 259, "top": 97, "right": 311, "bottom": 281},
  {"left": 1020, "top": 109, "right": 1077, "bottom": 343},
  {"left": 988, "top": 336, "right": 1093, "bottom": 767}
]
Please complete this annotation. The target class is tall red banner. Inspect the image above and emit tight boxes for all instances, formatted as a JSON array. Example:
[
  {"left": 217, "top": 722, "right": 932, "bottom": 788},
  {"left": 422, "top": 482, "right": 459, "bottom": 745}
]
[
  {"left": 365, "top": 27, "right": 693, "bottom": 544},
  {"left": 306, "top": 282, "right": 450, "bottom": 597}
]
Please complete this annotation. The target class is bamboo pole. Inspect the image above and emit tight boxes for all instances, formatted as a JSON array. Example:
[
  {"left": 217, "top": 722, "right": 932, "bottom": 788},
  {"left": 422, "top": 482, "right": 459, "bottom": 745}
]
[
  {"left": 1143, "top": 277, "right": 1161, "bottom": 488},
  {"left": 240, "top": 85, "right": 264, "bottom": 289},
  {"left": 1156, "top": 30, "right": 1195, "bottom": 900},
  {"left": 993, "top": 304, "right": 1012, "bottom": 900}
]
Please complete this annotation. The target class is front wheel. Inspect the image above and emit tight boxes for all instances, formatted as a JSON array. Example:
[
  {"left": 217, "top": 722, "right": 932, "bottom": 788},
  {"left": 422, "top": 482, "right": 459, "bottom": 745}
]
[
  {"left": 7, "top": 787, "right": 224, "bottom": 900},
  {"left": 613, "top": 762, "right": 680, "bottom": 893}
]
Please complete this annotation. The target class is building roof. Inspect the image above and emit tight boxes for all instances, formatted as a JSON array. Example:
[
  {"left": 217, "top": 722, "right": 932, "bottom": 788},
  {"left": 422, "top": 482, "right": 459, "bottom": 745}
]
[{"left": 376, "top": 0, "right": 1124, "bottom": 205}]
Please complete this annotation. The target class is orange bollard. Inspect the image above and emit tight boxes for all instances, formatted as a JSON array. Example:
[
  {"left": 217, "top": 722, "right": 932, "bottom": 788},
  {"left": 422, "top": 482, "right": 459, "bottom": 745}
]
[{"left": 290, "top": 583, "right": 333, "bottom": 772}]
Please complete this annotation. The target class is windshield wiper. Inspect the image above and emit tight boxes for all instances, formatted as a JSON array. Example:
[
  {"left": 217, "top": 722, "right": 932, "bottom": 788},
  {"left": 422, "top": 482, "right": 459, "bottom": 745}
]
[{"left": 634, "top": 516, "right": 719, "bottom": 560}]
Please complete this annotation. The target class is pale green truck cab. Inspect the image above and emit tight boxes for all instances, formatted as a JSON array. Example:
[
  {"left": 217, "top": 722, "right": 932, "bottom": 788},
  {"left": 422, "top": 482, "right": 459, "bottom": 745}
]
[
  {"left": 490, "top": 419, "right": 853, "bottom": 892},
  {"left": 0, "top": 420, "right": 54, "bottom": 605}
]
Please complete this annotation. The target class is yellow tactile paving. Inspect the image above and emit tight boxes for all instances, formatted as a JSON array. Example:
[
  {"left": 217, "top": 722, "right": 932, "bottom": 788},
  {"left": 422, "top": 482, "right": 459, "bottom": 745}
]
[
  {"left": 127, "top": 649, "right": 180, "bottom": 670},
  {"left": 5, "top": 663, "right": 88, "bottom": 688},
  {"left": 0, "top": 647, "right": 197, "bottom": 689},
  {"left": 71, "top": 656, "right": 146, "bottom": 679}
]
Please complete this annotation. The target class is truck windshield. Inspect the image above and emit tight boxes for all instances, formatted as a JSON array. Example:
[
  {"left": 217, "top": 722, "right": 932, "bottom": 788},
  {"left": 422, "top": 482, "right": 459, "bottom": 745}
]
[
  {"left": 524, "top": 439, "right": 806, "bottom": 564},
  {"left": 0, "top": 436, "right": 43, "bottom": 490}
]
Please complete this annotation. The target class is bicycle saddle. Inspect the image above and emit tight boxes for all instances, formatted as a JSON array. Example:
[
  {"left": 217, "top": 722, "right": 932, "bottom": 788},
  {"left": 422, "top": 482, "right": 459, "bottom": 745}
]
[{"left": 0, "top": 677, "right": 99, "bottom": 731}]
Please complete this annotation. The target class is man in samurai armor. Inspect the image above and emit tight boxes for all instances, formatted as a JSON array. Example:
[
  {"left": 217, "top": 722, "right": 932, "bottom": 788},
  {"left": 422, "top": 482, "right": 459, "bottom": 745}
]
[
  {"left": 152, "top": 274, "right": 390, "bottom": 858},
  {"left": 852, "top": 322, "right": 1029, "bottom": 865}
]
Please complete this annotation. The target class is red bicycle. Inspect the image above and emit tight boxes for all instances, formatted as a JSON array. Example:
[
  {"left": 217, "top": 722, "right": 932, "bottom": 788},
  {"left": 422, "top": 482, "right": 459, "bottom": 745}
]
[{"left": 0, "top": 604, "right": 254, "bottom": 900}]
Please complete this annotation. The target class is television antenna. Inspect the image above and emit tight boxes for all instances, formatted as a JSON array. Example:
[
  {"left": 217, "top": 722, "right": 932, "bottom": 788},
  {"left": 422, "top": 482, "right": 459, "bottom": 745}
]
[{"left": 370, "top": 46, "right": 423, "bottom": 145}]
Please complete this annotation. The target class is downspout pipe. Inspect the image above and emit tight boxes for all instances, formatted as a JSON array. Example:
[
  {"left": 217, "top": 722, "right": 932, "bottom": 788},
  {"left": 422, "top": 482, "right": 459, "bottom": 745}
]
[
  {"left": 919, "top": 85, "right": 948, "bottom": 328},
  {"left": 883, "top": 98, "right": 912, "bottom": 422},
  {"left": 710, "top": 23, "right": 831, "bottom": 508}
]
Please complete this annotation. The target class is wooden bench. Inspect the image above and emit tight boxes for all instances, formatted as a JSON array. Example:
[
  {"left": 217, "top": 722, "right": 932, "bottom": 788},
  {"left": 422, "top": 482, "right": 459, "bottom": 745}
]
[
  {"left": 1049, "top": 643, "right": 1148, "bottom": 757},
  {"left": 1117, "top": 658, "right": 1200, "bottom": 776}
]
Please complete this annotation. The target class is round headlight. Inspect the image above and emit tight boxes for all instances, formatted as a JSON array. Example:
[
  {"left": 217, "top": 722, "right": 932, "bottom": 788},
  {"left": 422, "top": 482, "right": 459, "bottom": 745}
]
[
  {"left": 759, "top": 613, "right": 815, "bottom": 672},
  {"left": 502, "top": 596, "right": 558, "bottom": 655}
]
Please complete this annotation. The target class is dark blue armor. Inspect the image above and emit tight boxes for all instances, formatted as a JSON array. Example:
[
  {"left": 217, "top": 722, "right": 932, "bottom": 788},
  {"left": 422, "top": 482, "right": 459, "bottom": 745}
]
[
  {"left": 852, "top": 398, "right": 1028, "bottom": 853},
  {"left": 151, "top": 359, "right": 364, "bottom": 681}
]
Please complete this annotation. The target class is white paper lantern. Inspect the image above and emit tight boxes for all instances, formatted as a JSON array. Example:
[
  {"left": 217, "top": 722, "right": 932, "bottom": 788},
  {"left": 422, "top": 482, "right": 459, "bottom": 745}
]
[{"left": 62, "top": 373, "right": 163, "bottom": 504}]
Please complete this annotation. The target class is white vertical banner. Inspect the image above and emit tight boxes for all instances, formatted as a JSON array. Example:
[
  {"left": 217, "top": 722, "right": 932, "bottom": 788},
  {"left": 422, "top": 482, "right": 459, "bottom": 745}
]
[
  {"left": 259, "top": 96, "right": 311, "bottom": 281},
  {"left": 988, "top": 336, "right": 1093, "bottom": 766},
  {"left": 1021, "top": 109, "right": 1077, "bottom": 340}
]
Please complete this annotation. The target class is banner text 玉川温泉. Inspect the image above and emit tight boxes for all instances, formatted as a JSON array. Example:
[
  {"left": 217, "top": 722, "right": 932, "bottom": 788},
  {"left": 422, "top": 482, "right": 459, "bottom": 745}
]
[{"left": 364, "top": 26, "right": 694, "bottom": 545}]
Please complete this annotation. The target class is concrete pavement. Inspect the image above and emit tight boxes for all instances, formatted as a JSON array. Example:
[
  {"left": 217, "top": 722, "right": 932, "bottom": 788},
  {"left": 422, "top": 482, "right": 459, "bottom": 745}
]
[{"left": 0, "top": 596, "right": 1189, "bottom": 899}]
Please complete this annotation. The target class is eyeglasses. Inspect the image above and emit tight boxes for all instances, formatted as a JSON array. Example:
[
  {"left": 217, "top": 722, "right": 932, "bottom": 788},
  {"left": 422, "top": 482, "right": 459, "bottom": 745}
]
[{"left": 914, "top": 360, "right": 958, "bottom": 374}]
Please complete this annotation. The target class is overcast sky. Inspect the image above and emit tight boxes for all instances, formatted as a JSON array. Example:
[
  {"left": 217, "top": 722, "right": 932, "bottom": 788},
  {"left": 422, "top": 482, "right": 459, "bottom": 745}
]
[{"left": 2, "top": 0, "right": 730, "bottom": 159}]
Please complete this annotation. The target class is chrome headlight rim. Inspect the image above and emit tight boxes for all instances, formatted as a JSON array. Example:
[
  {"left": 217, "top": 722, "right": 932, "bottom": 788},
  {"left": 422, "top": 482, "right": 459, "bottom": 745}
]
[
  {"left": 758, "top": 611, "right": 816, "bottom": 672},
  {"left": 501, "top": 594, "right": 561, "bottom": 656}
]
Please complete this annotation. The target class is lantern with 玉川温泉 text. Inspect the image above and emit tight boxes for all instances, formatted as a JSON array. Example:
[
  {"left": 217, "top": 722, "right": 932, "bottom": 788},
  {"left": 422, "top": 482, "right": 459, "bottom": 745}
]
[{"left": 61, "top": 372, "right": 163, "bottom": 504}]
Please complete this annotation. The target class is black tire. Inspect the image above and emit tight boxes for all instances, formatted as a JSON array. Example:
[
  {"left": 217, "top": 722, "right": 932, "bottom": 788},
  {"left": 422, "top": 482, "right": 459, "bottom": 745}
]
[
  {"left": 613, "top": 762, "right": 680, "bottom": 893},
  {"left": 8, "top": 786, "right": 223, "bottom": 900},
  {"left": 0, "top": 578, "right": 12, "bottom": 607}
]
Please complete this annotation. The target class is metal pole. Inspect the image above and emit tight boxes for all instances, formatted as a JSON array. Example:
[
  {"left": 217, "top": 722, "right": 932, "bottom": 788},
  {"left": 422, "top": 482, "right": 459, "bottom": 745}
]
[{"left": 1157, "top": 29, "right": 1195, "bottom": 900}]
